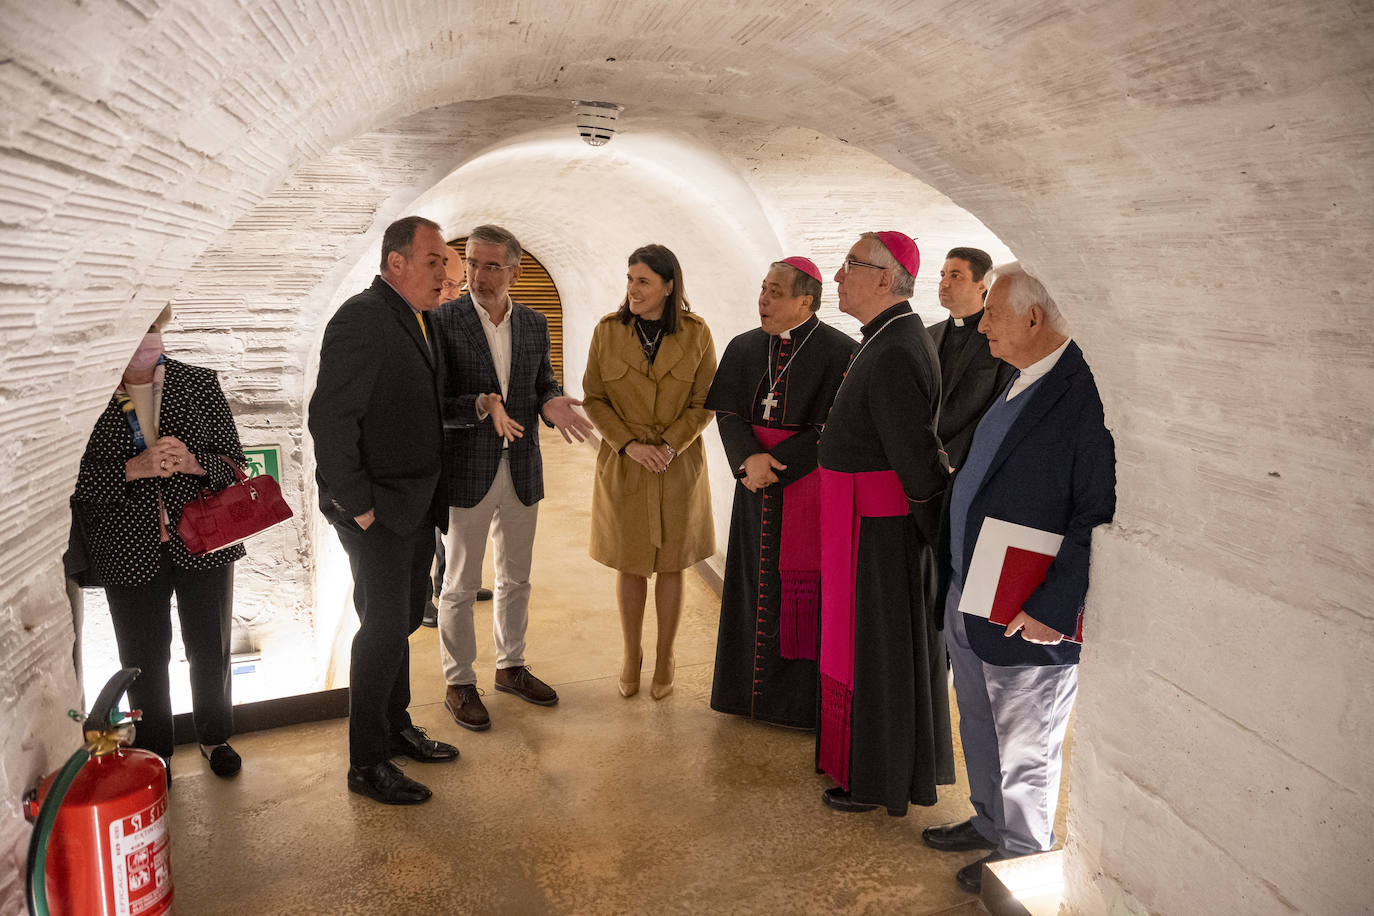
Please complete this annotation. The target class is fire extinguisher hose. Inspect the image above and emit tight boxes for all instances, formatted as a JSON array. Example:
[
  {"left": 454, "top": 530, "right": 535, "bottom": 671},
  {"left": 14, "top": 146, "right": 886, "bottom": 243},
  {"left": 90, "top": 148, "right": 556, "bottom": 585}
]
[{"left": 24, "top": 747, "right": 91, "bottom": 916}]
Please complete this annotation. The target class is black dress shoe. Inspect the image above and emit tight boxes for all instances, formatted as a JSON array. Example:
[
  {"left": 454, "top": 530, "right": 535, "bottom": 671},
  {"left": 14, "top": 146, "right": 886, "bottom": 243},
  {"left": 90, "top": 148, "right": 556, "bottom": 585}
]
[
  {"left": 923, "top": 818, "right": 998, "bottom": 852},
  {"left": 821, "top": 786, "right": 878, "bottom": 813},
  {"left": 956, "top": 849, "right": 1012, "bottom": 894},
  {"left": 476, "top": 587, "right": 493, "bottom": 602},
  {"left": 347, "top": 761, "right": 432, "bottom": 805},
  {"left": 390, "top": 725, "right": 459, "bottom": 763},
  {"left": 421, "top": 598, "right": 438, "bottom": 628},
  {"left": 200, "top": 743, "right": 242, "bottom": 777}
]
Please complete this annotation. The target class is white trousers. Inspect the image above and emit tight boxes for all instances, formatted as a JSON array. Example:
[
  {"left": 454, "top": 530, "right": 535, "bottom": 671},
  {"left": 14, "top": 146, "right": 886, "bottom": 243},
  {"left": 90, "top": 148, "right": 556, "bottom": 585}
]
[
  {"left": 438, "top": 455, "right": 539, "bottom": 686},
  {"left": 944, "top": 585, "right": 1078, "bottom": 856}
]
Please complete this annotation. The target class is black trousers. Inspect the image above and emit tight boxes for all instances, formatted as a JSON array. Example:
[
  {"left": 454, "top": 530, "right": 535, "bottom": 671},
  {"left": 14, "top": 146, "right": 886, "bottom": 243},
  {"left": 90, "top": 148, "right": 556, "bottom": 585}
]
[
  {"left": 103, "top": 550, "right": 234, "bottom": 759},
  {"left": 333, "top": 517, "right": 432, "bottom": 767}
]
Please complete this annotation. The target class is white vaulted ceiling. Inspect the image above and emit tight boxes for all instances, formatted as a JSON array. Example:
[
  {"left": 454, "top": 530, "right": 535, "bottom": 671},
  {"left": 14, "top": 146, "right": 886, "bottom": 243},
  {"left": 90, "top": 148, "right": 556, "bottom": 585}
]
[{"left": 1, "top": 2, "right": 1371, "bottom": 914}]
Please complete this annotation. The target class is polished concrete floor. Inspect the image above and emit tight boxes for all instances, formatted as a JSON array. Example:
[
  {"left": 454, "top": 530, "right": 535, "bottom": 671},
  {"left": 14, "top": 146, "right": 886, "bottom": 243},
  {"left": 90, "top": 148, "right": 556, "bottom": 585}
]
[{"left": 164, "top": 442, "right": 1060, "bottom": 915}]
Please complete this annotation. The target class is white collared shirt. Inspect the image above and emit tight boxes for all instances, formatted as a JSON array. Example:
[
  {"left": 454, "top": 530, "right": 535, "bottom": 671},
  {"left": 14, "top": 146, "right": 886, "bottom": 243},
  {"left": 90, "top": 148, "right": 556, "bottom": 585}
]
[
  {"left": 473, "top": 296, "right": 513, "bottom": 421},
  {"left": 475, "top": 296, "right": 512, "bottom": 402},
  {"left": 1006, "top": 337, "right": 1071, "bottom": 401}
]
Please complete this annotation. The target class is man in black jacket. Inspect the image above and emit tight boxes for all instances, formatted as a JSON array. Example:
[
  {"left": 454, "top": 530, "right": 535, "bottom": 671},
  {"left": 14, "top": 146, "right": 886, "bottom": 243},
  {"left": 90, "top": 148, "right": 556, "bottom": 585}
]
[
  {"left": 309, "top": 216, "right": 460, "bottom": 805},
  {"left": 928, "top": 247, "right": 1015, "bottom": 470}
]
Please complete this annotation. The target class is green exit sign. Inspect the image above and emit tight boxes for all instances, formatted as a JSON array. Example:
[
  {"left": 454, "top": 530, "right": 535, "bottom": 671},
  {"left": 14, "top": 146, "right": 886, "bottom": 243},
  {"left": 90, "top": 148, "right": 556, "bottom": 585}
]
[{"left": 242, "top": 446, "right": 282, "bottom": 481}]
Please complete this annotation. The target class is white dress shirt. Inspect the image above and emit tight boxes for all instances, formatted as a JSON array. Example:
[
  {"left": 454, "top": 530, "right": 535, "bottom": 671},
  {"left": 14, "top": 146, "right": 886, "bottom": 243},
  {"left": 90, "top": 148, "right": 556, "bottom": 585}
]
[
  {"left": 473, "top": 297, "right": 514, "bottom": 448},
  {"left": 1006, "top": 337, "right": 1071, "bottom": 401}
]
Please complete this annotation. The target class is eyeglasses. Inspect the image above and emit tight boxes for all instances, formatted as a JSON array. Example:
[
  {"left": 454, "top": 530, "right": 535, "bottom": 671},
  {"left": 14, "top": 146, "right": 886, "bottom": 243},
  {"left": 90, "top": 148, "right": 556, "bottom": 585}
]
[
  {"left": 441, "top": 279, "right": 463, "bottom": 292},
  {"left": 464, "top": 258, "right": 515, "bottom": 274},
  {"left": 840, "top": 257, "right": 888, "bottom": 274}
]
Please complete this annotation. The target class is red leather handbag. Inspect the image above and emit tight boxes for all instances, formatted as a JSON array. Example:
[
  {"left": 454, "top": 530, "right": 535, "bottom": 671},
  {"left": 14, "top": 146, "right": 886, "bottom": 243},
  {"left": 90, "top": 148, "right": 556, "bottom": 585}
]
[{"left": 178, "top": 457, "right": 293, "bottom": 555}]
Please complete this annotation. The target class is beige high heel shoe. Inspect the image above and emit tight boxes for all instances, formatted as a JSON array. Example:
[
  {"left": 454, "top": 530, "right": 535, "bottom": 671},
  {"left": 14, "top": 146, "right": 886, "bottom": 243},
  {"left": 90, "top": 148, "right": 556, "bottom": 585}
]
[
  {"left": 650, "top": 654, "right": 675, "bottom": 700},
  {"left": 619, "top": 651, "right": 643, "bottom": 698}
]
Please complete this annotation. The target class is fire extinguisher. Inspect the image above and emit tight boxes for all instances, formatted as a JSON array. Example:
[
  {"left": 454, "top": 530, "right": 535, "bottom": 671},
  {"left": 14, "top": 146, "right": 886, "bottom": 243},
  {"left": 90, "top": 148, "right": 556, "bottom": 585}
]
[{"left": 22, "top": 667, "right": 174, "bottom": 916}]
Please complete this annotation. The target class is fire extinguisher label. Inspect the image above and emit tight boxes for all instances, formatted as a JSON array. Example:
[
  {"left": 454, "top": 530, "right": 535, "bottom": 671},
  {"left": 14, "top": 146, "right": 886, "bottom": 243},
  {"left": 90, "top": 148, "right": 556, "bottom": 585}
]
[{"left": 108, "top": 796, "right": 171, "bottom": 916}]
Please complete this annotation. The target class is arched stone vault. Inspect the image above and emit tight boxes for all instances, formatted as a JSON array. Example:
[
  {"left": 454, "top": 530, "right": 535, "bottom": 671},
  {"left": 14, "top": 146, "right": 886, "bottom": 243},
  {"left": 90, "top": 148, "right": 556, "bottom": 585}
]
[
  {"left": 286, "top": 112, "right": 1009, "bottom": 675},
  {"left": 2, "top": 2, "right": 1370, "bottom": 913}
]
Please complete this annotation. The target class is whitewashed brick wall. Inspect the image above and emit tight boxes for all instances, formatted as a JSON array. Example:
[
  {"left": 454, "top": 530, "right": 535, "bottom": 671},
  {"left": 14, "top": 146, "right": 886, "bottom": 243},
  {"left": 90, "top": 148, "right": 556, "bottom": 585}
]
[{"left": 1, "top": 2, "right": 1369, "bottom": 913}]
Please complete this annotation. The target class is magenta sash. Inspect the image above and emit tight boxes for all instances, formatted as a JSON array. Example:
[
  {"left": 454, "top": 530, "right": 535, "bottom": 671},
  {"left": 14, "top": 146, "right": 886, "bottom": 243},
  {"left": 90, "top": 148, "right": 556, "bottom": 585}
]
[
  {"left": 752, "top": 426, "right": 822, "bottom": 660},
  {"left": 817, "top": 467, "right": 909, "bottom": 789}
]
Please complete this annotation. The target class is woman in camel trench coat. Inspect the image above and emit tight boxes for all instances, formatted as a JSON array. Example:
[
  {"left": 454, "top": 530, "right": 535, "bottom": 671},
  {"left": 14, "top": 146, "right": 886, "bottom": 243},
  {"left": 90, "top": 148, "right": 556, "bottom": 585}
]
[{"left": 583, "top": 244, "right": 716, "bottom": 701}]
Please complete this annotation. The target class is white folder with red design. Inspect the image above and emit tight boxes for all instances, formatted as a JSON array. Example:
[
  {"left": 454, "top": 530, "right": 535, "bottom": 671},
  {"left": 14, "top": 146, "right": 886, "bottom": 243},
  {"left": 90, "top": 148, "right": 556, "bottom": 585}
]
[{"left": 958, "top": 517, "right": 1083, "bottom": 643}]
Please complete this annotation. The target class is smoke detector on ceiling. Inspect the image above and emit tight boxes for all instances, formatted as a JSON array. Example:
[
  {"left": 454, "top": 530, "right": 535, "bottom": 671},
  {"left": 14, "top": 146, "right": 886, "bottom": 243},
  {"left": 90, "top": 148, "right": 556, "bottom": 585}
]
[{"left": 572, "top": 100, "right": 624, "bottom": 147}]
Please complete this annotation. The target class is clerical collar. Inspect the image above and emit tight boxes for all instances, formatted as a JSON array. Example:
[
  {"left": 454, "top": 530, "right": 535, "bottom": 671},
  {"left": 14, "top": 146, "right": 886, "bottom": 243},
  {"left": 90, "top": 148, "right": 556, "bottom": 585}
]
[
  {"left": 950, "top": 308, "right": 984, "bottom": 329},
  {"left": 777, "top": 313, "right": 818, "bottom": 341},
  {"left": 859, "top": 301, "right": 911, "bottom": 340}
]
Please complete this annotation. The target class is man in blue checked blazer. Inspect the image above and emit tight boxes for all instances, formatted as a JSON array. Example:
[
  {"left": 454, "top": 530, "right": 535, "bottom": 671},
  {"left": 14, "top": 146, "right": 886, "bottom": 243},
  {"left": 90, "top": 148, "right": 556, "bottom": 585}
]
[
  {"left": 431, "top": 224, "right": 593, "bottom": 731},
  {"left": 923, "top": 262, "right": 1116, "bottom": 894}
]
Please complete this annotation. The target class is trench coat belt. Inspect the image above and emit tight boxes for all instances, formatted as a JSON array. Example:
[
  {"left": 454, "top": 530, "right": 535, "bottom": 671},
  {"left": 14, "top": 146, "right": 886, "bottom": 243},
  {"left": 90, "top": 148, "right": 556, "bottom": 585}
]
[{"left": 626, "top": 421, "right": 669, "bottom": 550}]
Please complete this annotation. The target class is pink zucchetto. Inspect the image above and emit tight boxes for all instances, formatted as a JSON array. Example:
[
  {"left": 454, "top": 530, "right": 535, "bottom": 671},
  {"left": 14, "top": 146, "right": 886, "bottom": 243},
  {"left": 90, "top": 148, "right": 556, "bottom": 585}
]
[
  {"left": 779, "top": 256, "right": 822, "bottom": 283},
  {"left": 873, "top": 231, "right": 920, "bottom": 278}
]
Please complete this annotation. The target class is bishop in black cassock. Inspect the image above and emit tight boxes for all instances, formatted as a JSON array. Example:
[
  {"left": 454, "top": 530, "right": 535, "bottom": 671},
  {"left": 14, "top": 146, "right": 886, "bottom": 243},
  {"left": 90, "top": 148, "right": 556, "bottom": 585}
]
[
  {"left": 929, "top": 247, "right": 1015, "bottom": 470},
  {"left": 706, "top": 257, "right": 855, "bottom": 729},
  {"left": 816, "top": 232, "right": 955, "bottom": 818}
]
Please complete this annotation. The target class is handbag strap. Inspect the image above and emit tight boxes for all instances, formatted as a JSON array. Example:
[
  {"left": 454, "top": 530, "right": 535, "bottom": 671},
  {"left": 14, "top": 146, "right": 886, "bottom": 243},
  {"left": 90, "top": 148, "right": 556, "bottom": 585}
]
[
  {"left": 219, "top": 455, "right": 248, "bottom": 482},
  {"left": 192, "top": 456, "right": 251, "bottom": 507}
]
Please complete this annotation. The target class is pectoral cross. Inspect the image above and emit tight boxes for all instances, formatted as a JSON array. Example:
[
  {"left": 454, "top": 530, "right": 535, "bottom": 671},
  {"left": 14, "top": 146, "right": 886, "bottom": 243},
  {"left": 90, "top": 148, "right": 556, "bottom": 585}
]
[{"left": 760, "top": 392, "right": 779, "bottom": 421}]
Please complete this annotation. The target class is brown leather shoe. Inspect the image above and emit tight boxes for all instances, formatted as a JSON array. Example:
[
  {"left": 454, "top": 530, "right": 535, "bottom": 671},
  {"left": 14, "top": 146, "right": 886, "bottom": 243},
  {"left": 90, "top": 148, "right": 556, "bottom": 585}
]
[
  {"left": 444, "top": 684, "right": 490, "bottom": 731},
  {"left": 494, "top": 666, "right": 558, "bottom": 706}
]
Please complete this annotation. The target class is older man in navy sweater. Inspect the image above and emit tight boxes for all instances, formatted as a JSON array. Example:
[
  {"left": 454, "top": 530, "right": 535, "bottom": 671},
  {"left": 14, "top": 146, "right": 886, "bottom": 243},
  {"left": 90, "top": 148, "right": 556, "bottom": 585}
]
[{"left": 924, "top": 262, "right": 1117, "bottom": 893}]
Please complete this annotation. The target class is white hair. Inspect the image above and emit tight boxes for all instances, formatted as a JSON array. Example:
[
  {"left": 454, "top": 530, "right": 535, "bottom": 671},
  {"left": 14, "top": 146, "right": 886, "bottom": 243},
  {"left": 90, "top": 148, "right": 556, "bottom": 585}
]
[
  {"left": 986, "top": 261, "right": 1069, "bottom": 335},
  {"left": 859, "top": 232, "right": 915, "bottom": 298}
]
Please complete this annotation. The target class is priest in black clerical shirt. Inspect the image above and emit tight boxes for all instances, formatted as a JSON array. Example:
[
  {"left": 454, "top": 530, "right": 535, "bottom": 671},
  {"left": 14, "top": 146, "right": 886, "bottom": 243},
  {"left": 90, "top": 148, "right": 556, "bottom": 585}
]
[
  {"left": 706, "top": 257, "right": 855, "bottom": 729},
  {"left": 928, "top": 247, "right": 1015, "bottom": 470}
]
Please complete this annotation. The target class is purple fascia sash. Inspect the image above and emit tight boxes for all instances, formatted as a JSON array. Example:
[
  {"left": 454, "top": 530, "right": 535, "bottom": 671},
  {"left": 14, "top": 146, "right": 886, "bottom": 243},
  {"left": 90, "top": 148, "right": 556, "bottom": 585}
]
[
  {"left": 817, "top": 467, "right": 908, "bottom": 790},
  {"left": 752, "top": 425, "right": 822, "bottom": 660}
]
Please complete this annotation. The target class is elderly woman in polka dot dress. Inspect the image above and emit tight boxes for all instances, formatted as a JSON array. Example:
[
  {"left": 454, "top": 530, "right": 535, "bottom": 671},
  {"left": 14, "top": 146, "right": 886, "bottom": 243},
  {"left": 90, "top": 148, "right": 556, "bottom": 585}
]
[{"left": 73, "top": 305, "right": 248, "bottom": 779}]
